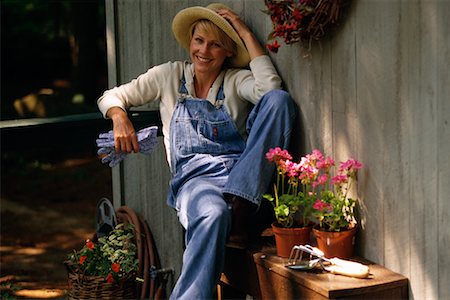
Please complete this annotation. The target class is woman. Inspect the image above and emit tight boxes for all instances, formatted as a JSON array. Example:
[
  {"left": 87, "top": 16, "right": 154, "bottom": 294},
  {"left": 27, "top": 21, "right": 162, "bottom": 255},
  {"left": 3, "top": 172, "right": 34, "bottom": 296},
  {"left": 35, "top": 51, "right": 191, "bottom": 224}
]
[{"left": 98, "top": 3, "right": 296, "bottom": 299}]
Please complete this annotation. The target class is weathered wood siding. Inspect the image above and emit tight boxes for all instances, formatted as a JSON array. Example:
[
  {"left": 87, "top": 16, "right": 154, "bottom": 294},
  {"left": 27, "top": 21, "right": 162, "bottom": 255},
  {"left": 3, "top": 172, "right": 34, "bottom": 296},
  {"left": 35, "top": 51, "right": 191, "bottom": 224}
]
[{"left": 105, "top": 0, "right": 449, "bottom": 298}]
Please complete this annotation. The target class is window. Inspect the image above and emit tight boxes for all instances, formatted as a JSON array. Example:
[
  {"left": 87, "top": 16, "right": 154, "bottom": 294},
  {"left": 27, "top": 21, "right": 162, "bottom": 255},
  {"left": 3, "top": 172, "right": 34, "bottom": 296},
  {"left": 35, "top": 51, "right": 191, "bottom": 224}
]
[{"left": 1, "top": 0, "right": 107, "bottom": 121}]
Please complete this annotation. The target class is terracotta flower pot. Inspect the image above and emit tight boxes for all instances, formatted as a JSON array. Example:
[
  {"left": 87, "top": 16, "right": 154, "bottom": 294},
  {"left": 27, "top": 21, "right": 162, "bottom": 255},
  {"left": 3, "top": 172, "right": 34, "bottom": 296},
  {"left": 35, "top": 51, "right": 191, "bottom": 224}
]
[
  {"left": 271, "top": 222, "right": 312, "bottom": 258},
  {"left": 312, "top": 226, "right": 357, "bottom": 259}
]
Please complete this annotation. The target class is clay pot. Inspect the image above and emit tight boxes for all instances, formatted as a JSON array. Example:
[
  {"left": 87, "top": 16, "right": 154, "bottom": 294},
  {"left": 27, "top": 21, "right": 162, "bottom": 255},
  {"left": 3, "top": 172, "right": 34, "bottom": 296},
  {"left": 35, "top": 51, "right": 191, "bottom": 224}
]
[
  {"left": 312, "top": 226, "right": 357, "bottom": 259},
  {"left": 271, "top": 222, "right": 312, "bottom": 258}
]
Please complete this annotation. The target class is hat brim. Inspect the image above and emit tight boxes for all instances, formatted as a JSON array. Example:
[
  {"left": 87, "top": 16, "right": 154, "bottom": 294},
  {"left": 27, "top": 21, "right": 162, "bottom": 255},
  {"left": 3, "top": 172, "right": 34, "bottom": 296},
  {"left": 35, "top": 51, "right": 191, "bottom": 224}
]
[{"left": 172, "top": 4, "right": 250, "bottom": 68}]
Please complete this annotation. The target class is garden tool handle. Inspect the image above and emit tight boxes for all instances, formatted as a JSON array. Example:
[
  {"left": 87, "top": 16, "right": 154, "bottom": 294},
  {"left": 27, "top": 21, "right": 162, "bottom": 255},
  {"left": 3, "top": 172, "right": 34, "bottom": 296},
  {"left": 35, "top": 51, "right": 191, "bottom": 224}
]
[{"left": 324, "top": 258, "right": 370, "bottom": 278}]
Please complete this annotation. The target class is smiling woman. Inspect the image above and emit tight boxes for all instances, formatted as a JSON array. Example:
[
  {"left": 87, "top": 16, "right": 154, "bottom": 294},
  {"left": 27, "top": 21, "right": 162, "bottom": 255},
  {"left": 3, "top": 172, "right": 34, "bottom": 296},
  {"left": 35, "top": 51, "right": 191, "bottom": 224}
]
[
  {"left": 97, "top": 3, "right": 297, "bottom": 299},
  {"left": 189, "top": 24, "right": 233, "bottom": 98},
  {"left": 190, "top": 20, "right": 237, "bottom": 57}
]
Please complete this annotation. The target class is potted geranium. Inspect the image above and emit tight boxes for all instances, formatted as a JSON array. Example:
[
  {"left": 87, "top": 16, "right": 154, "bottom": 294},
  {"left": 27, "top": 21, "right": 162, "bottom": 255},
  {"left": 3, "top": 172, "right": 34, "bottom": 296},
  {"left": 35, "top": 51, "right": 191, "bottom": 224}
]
[
  {"left": 309, "top": 153, "right": 363, "bottom": 258},
  {"left": 65, "top": 223, "right": 139, "bottom": 299},
  {"left": 264, "top": 148, "right": 363, "bottom": 258},
  {"left": 264, "top": 147, "right": 316, "bottom": 257}
]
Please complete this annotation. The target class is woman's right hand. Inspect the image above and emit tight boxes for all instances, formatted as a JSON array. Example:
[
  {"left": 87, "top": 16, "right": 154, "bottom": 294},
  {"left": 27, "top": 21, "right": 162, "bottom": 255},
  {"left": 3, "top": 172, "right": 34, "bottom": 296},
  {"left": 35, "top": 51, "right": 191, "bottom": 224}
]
[
  {"left": 106, "top": 107, "right": 140, "bottom": 153},
  {"left": 215, "top": 7, "right": 265, "bottom": 60}
]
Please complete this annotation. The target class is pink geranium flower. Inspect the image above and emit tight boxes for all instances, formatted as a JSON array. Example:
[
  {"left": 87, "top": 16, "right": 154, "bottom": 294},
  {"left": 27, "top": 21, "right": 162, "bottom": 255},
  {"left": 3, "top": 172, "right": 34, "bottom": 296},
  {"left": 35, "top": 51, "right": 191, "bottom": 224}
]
[
  {"left": 264, "top": 147, "right": 363, "bottom": 231},
  {"left": 331, "top": 174, "right": 348, "bottom": 185},
  {"left": 312, "top": 173, "right": 328, "bottom": 188},
  {"left": 266, "top": 147, "right": 292, "bottom": 165},
  {"left": 313, "top": 199, "right": 332, "bottom": 212},
  {"left": 340, "top": 159, "right": 363, "bottom": 171},
  {"left": 316, "top": 156, "right": 335, "bottom": 170},
  {"left": 310, "top": 149, "right": 324, "bottom": 161}
]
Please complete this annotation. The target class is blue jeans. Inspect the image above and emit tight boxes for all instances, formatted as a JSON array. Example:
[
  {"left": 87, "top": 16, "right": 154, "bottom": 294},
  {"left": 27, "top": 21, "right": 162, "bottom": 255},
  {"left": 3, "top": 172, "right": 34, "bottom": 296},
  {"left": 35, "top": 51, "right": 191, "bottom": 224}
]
[{"left": 169, "top": 90, "right": 296, "bottom": 299}]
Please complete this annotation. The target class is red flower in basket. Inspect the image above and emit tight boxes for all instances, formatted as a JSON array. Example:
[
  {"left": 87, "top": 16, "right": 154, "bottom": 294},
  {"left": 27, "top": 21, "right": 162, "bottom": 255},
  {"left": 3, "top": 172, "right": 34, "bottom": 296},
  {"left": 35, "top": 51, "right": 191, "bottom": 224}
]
[
  {"left": 111, "top": 263, "right": 120, "bottom": 273},
  {"left": 66, "top": 224, "right": 139, "bottom": 283},
  {"left": 106, "top": 273, "right": 114, "bottom": 283},
  {"left": 86, "top": 240, "right": 95, "bottom": 250},
  {"left": 79, "top": 255, "right": 87, "bottom": 265}
]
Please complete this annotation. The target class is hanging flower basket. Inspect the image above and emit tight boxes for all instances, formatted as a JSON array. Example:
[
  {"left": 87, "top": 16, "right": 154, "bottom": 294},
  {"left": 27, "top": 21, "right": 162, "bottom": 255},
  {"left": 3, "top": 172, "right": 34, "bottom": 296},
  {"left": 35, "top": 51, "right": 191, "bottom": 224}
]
[{"left": 264, "top": 0, "right": 352, "bottom": 53}]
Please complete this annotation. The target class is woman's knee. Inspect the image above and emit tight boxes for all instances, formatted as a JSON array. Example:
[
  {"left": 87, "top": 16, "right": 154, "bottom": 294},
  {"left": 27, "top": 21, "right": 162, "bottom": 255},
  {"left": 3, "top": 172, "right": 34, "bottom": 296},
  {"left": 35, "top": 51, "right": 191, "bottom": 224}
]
[
  {"left": 262, "top": 89, "right": 296, "bottom": 112},
  {"left": 201, "top": 200, "right": 230, "bottom": 226},
  {"left": 187, "top": 186, "right": 230, "bottom": 223}
]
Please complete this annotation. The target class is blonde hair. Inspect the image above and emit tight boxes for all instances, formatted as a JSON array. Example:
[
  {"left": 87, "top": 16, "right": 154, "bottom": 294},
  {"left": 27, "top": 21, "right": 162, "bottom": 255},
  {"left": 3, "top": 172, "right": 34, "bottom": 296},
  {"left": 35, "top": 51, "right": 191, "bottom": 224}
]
[{"left": 189, "top": 19, "right": 237, "bottom": 58}]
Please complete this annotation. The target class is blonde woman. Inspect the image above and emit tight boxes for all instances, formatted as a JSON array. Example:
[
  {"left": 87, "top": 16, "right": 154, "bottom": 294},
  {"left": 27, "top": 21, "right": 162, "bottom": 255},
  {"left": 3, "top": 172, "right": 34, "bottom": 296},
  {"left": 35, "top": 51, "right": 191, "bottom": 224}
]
[{"left": 98, "top": 3, "right": 296, "bottom": 299}]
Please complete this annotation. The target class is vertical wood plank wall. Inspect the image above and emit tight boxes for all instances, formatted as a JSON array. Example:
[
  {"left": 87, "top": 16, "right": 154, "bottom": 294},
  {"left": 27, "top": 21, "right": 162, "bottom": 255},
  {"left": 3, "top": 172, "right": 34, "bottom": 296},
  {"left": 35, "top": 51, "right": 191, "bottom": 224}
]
[{"left": 105, "top": 0, "right": 449, "bottom": 298}]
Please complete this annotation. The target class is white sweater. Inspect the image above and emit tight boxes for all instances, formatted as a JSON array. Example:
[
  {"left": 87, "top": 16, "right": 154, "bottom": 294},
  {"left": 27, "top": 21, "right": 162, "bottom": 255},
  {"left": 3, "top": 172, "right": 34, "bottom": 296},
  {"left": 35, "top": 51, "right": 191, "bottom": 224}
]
[{"left": 98, "top": 55, "right": 282, "bottom": 166}]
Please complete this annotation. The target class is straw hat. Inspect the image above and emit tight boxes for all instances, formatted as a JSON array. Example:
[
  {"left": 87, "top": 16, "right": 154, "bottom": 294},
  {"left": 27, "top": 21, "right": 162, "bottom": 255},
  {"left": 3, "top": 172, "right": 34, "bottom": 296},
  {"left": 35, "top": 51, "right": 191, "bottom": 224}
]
[{"left": 172, "top": 3, "right": 250, "bottom": 68}]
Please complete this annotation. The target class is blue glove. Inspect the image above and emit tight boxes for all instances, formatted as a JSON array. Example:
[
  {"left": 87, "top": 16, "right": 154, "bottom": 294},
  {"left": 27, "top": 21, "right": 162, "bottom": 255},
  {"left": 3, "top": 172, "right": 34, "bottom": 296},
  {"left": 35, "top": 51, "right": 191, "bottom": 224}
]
[
  {"left": 96, "top": 130, "right": 115, "bottom": 148},
  {"left": 136, "top": 126, "right": 158, "bottom": 154},
  {"left": 101, "top": 150, "right": 127, "bottom": 167},
  {"left": 96, "top": 126, "right": 159, "bottom": 167}
]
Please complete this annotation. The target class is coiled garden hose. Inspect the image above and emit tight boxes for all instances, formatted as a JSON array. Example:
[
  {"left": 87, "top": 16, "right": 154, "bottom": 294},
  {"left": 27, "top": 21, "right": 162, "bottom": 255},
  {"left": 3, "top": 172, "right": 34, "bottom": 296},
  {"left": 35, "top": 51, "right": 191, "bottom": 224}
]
[{"left": 116, "top": 206, "right": 169, "bottom": 299}]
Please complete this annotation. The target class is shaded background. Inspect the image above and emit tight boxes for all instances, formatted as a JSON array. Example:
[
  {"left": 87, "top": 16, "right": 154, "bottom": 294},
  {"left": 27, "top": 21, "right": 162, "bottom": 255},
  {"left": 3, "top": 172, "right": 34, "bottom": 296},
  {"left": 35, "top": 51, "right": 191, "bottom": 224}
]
[
  {"left": 1, "top": 0, "right": 107, "bottom": 120},
  {"left": 1, "top": 0, "right": 112, "bottom": 298}
]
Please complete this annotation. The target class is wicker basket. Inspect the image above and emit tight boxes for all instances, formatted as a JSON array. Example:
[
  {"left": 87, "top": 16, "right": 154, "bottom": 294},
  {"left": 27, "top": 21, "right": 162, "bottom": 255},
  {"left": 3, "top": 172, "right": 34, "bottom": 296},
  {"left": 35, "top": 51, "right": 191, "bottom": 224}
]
[{"left": 67, "top": 272, "right": 137, "bottom": 299}]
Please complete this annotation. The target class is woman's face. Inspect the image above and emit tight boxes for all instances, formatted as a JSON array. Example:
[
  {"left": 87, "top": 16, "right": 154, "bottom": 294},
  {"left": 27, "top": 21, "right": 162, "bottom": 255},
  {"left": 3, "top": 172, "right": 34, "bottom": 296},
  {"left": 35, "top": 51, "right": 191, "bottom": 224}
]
[{"left": 189, "top": 26, "right": 232, "bottom": 77}]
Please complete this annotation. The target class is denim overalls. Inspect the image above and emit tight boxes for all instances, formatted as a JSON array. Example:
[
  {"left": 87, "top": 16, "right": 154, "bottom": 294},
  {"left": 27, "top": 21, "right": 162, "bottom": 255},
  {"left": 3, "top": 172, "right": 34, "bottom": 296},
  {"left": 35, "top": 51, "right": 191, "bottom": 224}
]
[{"left": 168, "top": 74, "right": 296, "bottom": 299}]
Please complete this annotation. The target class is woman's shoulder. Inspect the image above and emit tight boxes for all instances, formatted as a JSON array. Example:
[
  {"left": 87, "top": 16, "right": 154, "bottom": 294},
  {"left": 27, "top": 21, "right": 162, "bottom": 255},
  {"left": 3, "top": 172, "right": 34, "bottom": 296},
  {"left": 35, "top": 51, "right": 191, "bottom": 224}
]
[
  {"left": 144, "top": 61, "right": 191, "bottom": 83},
  {"left": 151, "top": 60, "right": 186, "bottom": 72},
  {"left": 159, "top": 61, "right": 194, "bottom": 75}
]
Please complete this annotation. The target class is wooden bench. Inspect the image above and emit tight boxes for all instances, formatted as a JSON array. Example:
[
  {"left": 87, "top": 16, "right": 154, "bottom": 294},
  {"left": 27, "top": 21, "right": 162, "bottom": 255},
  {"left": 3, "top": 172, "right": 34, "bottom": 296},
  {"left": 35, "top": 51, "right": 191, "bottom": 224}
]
[{"left": 220, "top": 232, "right": 408, "bottom": 299}]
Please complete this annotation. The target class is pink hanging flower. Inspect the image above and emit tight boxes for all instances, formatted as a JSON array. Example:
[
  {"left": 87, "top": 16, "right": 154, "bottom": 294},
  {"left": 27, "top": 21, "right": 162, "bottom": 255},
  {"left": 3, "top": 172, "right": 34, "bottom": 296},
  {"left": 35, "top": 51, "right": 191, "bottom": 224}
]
[
  {"left": 266, "top": 39, "right": 281, "bottom": 53},
  {"left": 292, "top": 9, "right": 304, "bottom": 21}
]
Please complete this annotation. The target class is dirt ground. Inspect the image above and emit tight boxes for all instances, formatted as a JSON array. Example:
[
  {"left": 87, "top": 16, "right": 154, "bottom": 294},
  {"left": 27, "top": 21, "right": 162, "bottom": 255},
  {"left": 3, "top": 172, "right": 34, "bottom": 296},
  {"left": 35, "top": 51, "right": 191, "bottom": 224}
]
[{"left": 1, "top": 153, "right": 112, "bottom": 299}]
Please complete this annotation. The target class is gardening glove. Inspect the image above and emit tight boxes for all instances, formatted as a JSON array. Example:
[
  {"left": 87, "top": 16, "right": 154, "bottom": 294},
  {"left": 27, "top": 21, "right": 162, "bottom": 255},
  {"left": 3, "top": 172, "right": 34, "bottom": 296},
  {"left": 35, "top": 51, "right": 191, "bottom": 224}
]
[
  {"left": 97, "top": 148, "right": 126, "bottom": 168},
  {"left": 96, "top": 130, "right": 115, "bottom": 148},
  {"left": 96, "top": 126, "right": 159, "bottom": 167},
  {"left": 135, "top": 126, "right": 158, "bottom": 154}
]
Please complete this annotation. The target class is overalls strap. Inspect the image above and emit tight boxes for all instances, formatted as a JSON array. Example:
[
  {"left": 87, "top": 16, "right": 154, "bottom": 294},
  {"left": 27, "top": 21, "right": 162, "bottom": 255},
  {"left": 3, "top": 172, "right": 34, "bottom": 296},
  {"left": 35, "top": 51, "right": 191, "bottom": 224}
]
[{"left": 178, "top": 73, "right": 225, "bottom": 106}]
